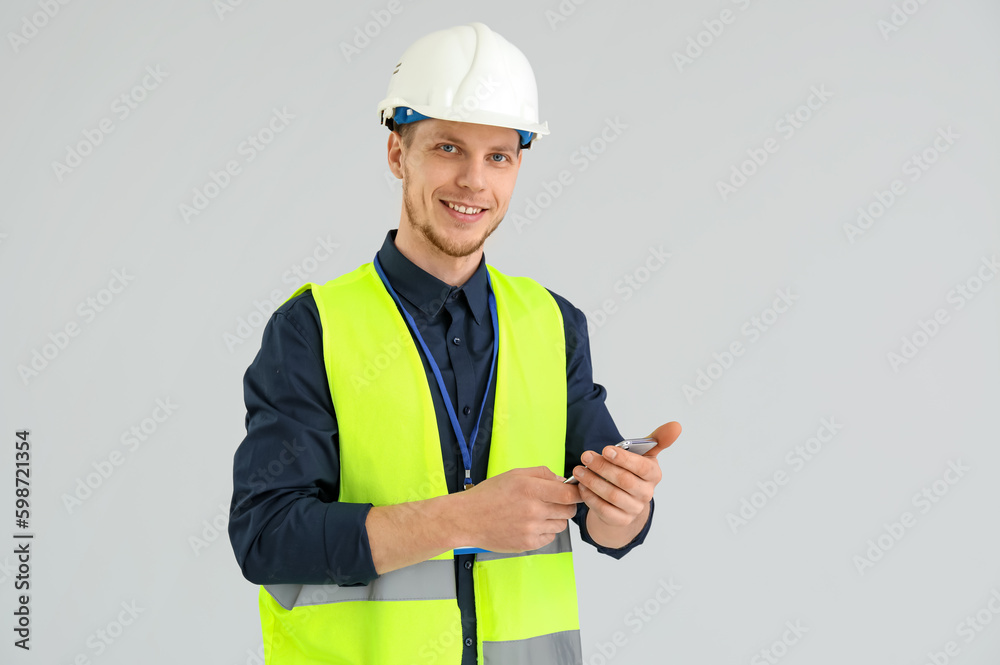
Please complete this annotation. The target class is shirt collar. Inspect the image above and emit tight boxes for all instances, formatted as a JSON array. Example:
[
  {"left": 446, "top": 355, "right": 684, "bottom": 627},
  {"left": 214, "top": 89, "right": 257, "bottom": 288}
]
[{"left": 376, "top": 229, "right": 490, "bottom": 325}]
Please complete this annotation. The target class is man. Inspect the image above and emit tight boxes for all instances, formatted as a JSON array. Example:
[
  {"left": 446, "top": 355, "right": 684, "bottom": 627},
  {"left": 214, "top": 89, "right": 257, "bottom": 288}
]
[{"left": 228, "top": 22, "right": 681, "bottom": 665}]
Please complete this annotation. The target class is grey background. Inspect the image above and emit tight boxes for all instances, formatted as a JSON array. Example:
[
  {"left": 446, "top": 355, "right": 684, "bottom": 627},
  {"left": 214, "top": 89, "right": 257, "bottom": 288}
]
[{"left": 2, "top": 0, "right": 999, "bottom": 663}]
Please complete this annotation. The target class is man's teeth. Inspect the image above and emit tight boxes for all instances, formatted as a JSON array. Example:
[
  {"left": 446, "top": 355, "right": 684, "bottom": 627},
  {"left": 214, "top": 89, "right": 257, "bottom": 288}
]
[{"left": 446, "top": 202, "right": 483, "bottom": 215}]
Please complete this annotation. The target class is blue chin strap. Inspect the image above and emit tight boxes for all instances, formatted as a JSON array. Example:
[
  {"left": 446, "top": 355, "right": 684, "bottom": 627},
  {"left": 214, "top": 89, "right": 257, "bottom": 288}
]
[{"left": 391, "top": 106, "right": 533, "bottom": 148}]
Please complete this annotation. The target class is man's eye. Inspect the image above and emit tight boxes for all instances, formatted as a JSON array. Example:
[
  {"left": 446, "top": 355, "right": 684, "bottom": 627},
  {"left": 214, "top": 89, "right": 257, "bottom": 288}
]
[
  {"left": 491, "top": 154, "right": 507, "bottom": 162},
  {"left": 440, "top": 144, "right": 456, "bottom": 153}
]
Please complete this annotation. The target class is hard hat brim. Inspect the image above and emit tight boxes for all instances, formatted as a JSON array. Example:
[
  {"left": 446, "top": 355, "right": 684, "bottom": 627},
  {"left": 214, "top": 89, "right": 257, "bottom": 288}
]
[{"left": 378, "top": 99, "right": 549, "bottom": 140}]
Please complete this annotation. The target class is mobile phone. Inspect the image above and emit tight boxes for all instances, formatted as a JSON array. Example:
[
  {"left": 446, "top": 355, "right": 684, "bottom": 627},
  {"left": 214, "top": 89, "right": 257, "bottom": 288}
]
[{"left": 563, "top": 437, "right": 657, "bottom": 484}]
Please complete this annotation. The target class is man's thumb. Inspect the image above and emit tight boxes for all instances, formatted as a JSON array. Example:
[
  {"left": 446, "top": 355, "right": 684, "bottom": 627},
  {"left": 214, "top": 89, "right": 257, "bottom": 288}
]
[
  {"left": 647, "top": 421, "right": 682, "bottom": 457},
  {"left": 518, "top": 465, "right": 562, "bottom": 481}
]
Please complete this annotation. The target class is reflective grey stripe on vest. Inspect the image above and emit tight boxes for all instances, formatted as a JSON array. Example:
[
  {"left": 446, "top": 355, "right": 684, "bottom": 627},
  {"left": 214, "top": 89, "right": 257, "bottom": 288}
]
[
  {"left": 264, "top": 530, "right": 572, "bottom": 611},
  {"left": 483, "top": 629, "right": 583, "bottom": 665},
  {"left": 476, "top": 529, "right": 572, "bottom": 562},
  {"left": 264, "top": 557, "right": 455, "bottom": 611}
]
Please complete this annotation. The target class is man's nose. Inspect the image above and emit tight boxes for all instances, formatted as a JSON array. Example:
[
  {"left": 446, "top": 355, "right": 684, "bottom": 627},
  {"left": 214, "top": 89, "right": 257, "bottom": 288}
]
[{"left": 456, "top": 157, "right": 487, "bottom": 191}]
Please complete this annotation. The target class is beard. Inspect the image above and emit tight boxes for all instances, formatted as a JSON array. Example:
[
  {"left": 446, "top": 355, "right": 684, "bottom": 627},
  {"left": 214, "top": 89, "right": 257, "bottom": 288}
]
[{"left": 401, "top": 167, "right": 503, "bottom": 259}]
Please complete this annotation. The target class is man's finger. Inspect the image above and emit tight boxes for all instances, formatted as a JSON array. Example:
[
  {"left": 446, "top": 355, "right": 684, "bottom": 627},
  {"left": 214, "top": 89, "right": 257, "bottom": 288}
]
[
  {"left": 578, "top": 482, "right": 633, "bottom": 527},
  {"left": 542, "top": 518, "right": 571, "bottom": 535},
  {"left": 539, "top": 481, "right": 584, "bottom": 505},
  {"left": 645, "top": 421, "right": 682, "bottom": 458},
  {"left": 575, "top": 465, "right": 644, "bottom": 514},
  {"left": 596, "top": 445, "right": 658, "bottom": 484},
  {"left": 581, "top": 450, "right": 643, "bottom": 494}
]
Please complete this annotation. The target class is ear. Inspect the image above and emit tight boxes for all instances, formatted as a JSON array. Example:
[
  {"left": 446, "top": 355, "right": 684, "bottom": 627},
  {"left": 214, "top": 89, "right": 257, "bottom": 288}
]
[{"left": 387, "top": 131, "right": 404, "bottom": 180}]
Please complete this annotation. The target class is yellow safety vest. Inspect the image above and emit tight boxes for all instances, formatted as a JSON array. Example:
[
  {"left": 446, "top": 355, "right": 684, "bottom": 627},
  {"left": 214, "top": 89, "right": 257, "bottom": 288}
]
[{"left": 258, "top": 262, "right": 581, "bottom": 664}]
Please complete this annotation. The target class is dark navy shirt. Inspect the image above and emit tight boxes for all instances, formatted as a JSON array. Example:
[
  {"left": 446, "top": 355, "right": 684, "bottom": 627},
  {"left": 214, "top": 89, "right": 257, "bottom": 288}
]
[{"left": 229, "top": 230, "right": 654, "bottom": 663}]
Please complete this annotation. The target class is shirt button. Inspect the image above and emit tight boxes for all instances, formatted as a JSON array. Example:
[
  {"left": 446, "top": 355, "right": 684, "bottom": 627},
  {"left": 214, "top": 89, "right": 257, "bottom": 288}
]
[
  {"left": 464, "top": 561, "right": 473, "bottom": 570},
  {"left": 463, "top": 406, "right": 471, "bottom": 415},
  {"left": 465, "top": 638, "right": 473, "bottom": 647},
  {"left": 452, "top": 337, "right": 461, "bottom": 345}
]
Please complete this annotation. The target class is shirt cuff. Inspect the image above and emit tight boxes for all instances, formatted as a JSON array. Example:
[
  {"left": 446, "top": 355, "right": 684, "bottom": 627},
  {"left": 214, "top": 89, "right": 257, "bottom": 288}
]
[
  {"left": 575, "top": 497, "right": 655, "bottom": 560},
  {"left": 321, "top": 501, "right": 379, "bottom": 586}
]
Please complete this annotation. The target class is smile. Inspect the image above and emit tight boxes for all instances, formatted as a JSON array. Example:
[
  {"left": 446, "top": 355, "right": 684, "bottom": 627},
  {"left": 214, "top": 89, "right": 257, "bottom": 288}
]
[{"left": 444, "top": 201, "right": 485, "bottom": 215}]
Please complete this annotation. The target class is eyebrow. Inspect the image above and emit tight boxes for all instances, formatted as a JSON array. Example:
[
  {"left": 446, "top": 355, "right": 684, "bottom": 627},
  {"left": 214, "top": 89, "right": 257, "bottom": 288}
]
[{"left": 428, "top": 133, "right": 518, "bottom": 153}]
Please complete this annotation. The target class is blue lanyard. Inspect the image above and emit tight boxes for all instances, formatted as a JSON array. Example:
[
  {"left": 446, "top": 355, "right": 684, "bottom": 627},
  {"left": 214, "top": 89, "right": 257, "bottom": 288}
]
[{"left": 372, "top": 255, "right": 499, "bottom": 489}]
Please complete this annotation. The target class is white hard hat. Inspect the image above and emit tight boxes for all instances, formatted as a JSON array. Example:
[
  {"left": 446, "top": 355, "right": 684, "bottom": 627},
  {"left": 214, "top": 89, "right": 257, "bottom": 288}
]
[{"left": 377, "top": 22, "right": 549, "bottom": 148}]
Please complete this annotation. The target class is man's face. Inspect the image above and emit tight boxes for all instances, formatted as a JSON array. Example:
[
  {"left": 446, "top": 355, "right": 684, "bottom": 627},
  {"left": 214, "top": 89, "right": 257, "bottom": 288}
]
[{"left": 389, "top": 118, "right": 523, "bottom": 259}]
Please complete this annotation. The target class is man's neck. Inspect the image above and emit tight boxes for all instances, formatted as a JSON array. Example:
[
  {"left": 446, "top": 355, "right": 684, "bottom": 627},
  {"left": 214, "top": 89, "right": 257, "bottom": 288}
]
[{"left": 394, "top": 225, "right": 482, "bottom": 287}]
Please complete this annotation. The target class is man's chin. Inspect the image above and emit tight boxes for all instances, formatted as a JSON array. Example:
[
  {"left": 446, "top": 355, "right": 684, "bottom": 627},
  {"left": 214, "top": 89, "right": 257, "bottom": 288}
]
[{"left": 419, "top": 219, "right": 499, "bottom": 259}]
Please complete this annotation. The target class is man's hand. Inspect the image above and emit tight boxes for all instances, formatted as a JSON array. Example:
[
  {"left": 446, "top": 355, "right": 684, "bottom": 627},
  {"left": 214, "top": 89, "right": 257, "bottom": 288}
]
[
  {"left": 574, "top": 422, "right": 681, "bottom": 544},
  {"left": 368, "top": 425, "right": 678, "bottom": 576},
  {"left": 457, "top": 466, "right": 582, "bottom": 553}
]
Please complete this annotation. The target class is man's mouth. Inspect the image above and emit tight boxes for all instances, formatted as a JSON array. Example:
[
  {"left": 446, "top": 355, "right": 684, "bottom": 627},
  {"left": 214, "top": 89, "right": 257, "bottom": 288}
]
[{"left": 443, "top": 200, "right": 486, "bottom": 215}]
